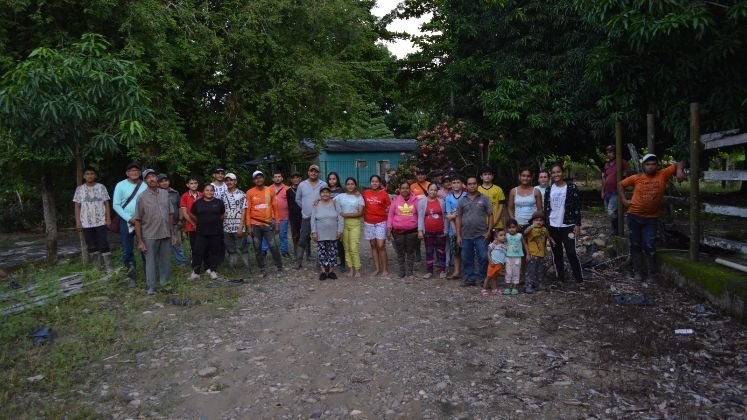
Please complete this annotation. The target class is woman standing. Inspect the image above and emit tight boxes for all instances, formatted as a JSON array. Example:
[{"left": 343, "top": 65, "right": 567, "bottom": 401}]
[
  {"left": 311, "top": 186, "right": 344, "bottom": 280},
  {"left": 335, "top": 178, "right": 365, "bottom": 277},
  {"left": 535, "top": 169, "right": 551, "bottom": 200},
  {"left": 543, "top": 163, "right": 584, "bottom": 289},
  {"left": 327, "top": 172, "right": 346, "bottom": 271},
  {"left": 362, "top": 175, "right": 391, "bottom": 276},
  {"left": 508, "top": 168, "right": 543, "bottom": 229},
  {"left": 417, "top": 183, "right": 448, "bottom": 278},
  {"left": 188, "top": 184, "right": 225, "bottom": 280},
  {"left": 387, "top": 182, "right": 419, "bottom": 278}
]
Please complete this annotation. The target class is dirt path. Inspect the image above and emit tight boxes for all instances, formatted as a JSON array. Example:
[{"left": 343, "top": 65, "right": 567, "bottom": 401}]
[{"left": 89, "top": 218, "right": 747, "bottom": 419}]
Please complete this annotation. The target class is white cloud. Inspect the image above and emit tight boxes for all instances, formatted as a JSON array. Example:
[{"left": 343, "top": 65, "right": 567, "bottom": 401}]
[{"left": 373, "top": 0, "right": 431, "bottom": 58}]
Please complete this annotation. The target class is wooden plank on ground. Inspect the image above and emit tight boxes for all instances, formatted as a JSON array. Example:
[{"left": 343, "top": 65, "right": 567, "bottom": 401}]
[
  {"left": 704, "top": 203, "right": 747, "bottom": 218},
  {"left": 701, "top": 129, "right": 740, "bottom": 143},
  {"left": 702, "top": 236, "right": 747, "bottom": 254},
  {"left": 703, "top": 170, "right": 747, "bottom": 181},
  {"left": 702, "top": 132, "right": 747, "bottom": 150}
]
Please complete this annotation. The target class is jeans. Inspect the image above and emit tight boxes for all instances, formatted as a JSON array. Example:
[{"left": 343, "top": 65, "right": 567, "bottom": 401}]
[
  {"left": 604, "top": 193, "right": 618, "bottom": 220},
  {"left": 143, "top": 238, "right": 171, "bottom": 290},
  {"left": 253, "top": 225, "right": 282, "bottom": 270},
  {"left": 262, "top": 220, "right": 289, "bottom": 254},
  {"left": 83, "top": 225, "right": 110, "bottom": 253},
  {"left": 548, "top": 225, "right": 584, "bottom": 283},
  {"left": 525, "top": 257, "right": 545, "bottom": 287},
  {"left": 119, "top": 217, "right": 144, "bottom": 268},
  {"left": 627, "top": 214, "right": 657, "bottom": 256},
  {"left": 169, "top": 224, "right": 185, "bottom": 265},
  {"left": 461, "top": 236, "right": 488, "bottom": 283}
]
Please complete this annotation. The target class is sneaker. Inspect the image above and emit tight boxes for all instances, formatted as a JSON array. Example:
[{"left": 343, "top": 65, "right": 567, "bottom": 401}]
[
  {"left": 206, "top": 269, "right": 218, "bottom": 280},
  {"left": 503, "top": 288, "right": 512, "bottom": 295},
  {"left": 147, "top": 288, "right": 155, "bottom": 296},
  {"left": 510, "top": 288, "right": 519, "bottom": 295},
  {"left": 460, "top": 281, "right": 476, "bottom": 287},
  {"left": 438, "top": 272, "right": 448, "bottom": 279},
  {"left": 327, "top": 272, "right": 338, "bottom": 280},
  {"left": 190, "top": 271, "right": 200, "bottom": 281},
  {"left": 319, "top": 272, "right": 327, "bottom": 281},
  {"left": 524, "top": 286, "right": 534, "bottom": 294},
  {"left": 423, "top": 272, "right": 433, "bottom": 279}
]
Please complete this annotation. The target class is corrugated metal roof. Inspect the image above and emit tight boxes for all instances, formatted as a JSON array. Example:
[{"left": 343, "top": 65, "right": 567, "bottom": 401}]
[{"left": 320, "top": 138, "right": 417, "bottom": 152}]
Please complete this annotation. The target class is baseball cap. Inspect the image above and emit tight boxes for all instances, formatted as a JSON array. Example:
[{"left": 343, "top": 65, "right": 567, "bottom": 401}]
[
  {"left": 213, "top": 166, "right": 225, "bottom": 173},
  {"left": 252, "top": 170, "right": 264, "bottom": 178},
  {"left": 308, "top": 164, "right": 320, "bottom": 172},
  {"left": 290, "top": 171, "right": 302, "bottom": 177},
  {"left": 225, "top": 172, "right": 237, "bottom": 181},
  {"left": 142, "top": 169, "right": 157, "bottom": 179},
  {"left": 126, "top": 162, "right": 141, "bottom": 171},
  {"left": 157, "top": 173, "right": 169, "bottom": 181},
  {"left": 605, "top": 145, "right": 615, "bottom": 152},
  {"left": 642, "top": 153, "right": 658, "bottom": 163},
  {"left": 442, "top": 174, "right": 453, "bottom": 182}
]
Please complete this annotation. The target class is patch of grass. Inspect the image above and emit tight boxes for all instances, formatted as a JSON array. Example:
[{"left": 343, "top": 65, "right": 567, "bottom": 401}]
[{"left": 659, "top": 252, "right": 747, "bottom": 300}]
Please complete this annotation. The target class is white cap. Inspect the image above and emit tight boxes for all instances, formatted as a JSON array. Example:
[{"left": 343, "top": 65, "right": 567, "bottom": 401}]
[
  {"left": 252, "top": 170, "right": 264, "bottom": 178},
  {"left": 225, "top": 172, "right": 237, "bottom": 182},
  {"left": 642, "top": 153, "right": 658, "bottom": 163}
]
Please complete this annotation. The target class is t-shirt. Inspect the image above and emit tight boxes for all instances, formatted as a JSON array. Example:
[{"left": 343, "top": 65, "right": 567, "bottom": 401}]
[
  {"left": 410, "top": 181, "right": 431, "bottom": 200},
  {"left": 603, "top": 160, "right": 629, "bottom": 195},
  {"left": 621, "top": 164, "right": 677, "bottom": 218},
  {"left": 134, "top": 188, "right": 172, "bottom": 240},
  {"left": 179, "top": 191, "right": 202, "bottom": 232},
  {"left": 72, "top": 183, "right": 110, "bottom": 228},
  {"left": 526, "top": 226, "right": 549, "bottom": 257},
  {"left": 505, "top": 232, "right": 524, "bottom": 257},
  {"left": 549, "top": 184, "right": 572, "bottom": 228},
  {"left": 445, "top": 191, "right": 466, "bottom": 237},
  {"left": 287, "top": 186, "right": 302, "bottom": 222},
  {"left": 335, "top": 193, "right": 365, "bottom": 215},
  {"left": 191, "top": 198, "right": 225, "bottom": 236},
  {"left": 211, "top": 182, "right": 228, "bottom": 200},
  {"left": 362, "top": 189, "right": 391, "bottom": 224},
  {"left": 424, "top": 199, "right": 445, "bottom": 233},
  {"left": 245, "top": 187, "right": 277, "bottom": 227},
  {"left": 112, "top": 179, "right": 145, "bottom": 224},
  {"left": 222, "top": 189, "right": 246, "bottom": 233},
  {"left": 478, "top": 184, "right": 505, "bottom": 228},
  {"left": 272, "top": 184, "right": 289, "bottom": 221},
  {"left": 457, "top": 193, "right": 493, "bottom": 238},
  {"left": 296, "top": 180, "right": 327, "bottom": 218},
  {"left": 489, "top": 242, "right": 506, "bottom": 265}
]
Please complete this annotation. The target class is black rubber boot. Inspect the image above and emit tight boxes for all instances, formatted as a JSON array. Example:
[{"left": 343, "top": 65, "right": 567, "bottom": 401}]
[{"left": 631, "top": 253, "right": 644, "bottom": 282}]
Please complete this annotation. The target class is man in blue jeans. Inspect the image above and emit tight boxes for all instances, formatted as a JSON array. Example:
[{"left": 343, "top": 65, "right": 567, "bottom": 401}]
[
  {"left": 112, "top": 162, "right": 146, "bottom": 287},
  {"left": 455, "top": 175, "right": 494, "bottom": 287}
]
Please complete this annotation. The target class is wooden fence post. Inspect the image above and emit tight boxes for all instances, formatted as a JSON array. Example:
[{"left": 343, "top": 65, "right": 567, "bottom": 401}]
[
  {"left": 689, "top": 103, "right": 700, "bottom": 261},
  {"left": 615, "top": 120, "right": 624, "bottom": 236}
]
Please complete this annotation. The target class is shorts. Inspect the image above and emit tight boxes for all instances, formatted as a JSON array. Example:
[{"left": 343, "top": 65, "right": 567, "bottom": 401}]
[
  {"left": 449, "top": 235, "right": 461, "bottom": 258},
  {"left": 487, "top": 262, "right": 504, "bottom": 279},
  {"left": 363, "top": 221, "right": 387, "bottom": 241}
]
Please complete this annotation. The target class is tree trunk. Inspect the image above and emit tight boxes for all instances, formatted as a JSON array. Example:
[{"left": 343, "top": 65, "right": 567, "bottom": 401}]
[
  {"left": 41, "top": 171, "right": 58, "bottom": 265},
  {"left": 75, "top": 147, "right": 89, "bottom": 263}
]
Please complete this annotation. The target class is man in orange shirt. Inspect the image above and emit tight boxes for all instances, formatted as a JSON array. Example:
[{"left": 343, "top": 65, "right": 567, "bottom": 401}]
[
  {"left": 239, "top": 170, "right": 285, "bottom": 276},
  {"left": 619, "top": 154, "right": 686, "bottom": 282}
]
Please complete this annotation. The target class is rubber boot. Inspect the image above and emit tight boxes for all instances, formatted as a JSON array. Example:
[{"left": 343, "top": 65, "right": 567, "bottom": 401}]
[
  {"left": 610, "top": 218, "right": 618, "bottom": 236},
  {"left": 227, "top": 253, "right": 237, "bottom": 272},
  {"left": 102, "top": 252, "right": 113, "bottom": 273},
  {"left": 90, "top": 251, "right": 102, "bottom": 270},
  {"left": 631, "top": 253, "right": 644, "bottom": 282},
  {"left": 126, "top": 262, "right": 137, "bottom": 288},
  {"left": 240, "top": 254, "right": 252, "bottom": 274},
  {"left": 294, "top": 245, "right": 304, "bottom": 269},
  {"left": 645, "top": 254, "right": 657, "bottom": 282}
]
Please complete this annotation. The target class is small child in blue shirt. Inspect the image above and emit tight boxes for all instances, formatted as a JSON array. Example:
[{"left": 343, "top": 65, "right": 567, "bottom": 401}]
[{"left": 503, "top": 219, "right": 528, "bottom": 295}]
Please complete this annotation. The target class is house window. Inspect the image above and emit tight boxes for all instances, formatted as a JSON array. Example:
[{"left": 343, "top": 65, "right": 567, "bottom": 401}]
[
  {"left": 377, "top": 160, "right": 390, "bottom": 177},
  {"left": 356, "top": 160, "right": 368, "bottom": 168}
]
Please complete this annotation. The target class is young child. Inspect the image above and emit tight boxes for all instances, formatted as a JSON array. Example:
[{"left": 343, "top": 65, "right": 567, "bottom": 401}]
[
  {"left": 482, "top": 228, "right": 506, "bottom": 296},
  {"left": 523, "top": 211, "right": 554, "bottom": 294},
  {"left": 503, "top": 219, "right": 527, "bottom": 295}
]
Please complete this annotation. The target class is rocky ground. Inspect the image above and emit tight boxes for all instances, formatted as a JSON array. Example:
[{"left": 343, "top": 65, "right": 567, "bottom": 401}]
[{"left": 66, "top": 215, "right": 747, "bottom": 418}]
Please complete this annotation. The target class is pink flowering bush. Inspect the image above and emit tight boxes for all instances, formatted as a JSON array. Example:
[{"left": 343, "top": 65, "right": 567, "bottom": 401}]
[{"left": 415, "top": 120, "right": 485, "bottom": 170}]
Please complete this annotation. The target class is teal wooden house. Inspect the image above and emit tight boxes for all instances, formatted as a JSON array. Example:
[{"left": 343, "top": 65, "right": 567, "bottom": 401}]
[{"left": 302, "top": 139, "right": 417, "bottom": 187}]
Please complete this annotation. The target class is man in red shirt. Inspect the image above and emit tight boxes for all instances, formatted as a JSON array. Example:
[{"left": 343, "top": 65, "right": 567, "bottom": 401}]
[
  {"left": 261, "top": 169, "right": 291, "bottom": 257},
  {"left": 179, "top": 175, "right": 202, "bottom": 265},
  {"left": 601, "top": 145, "right": 629, "bottom": 235}
]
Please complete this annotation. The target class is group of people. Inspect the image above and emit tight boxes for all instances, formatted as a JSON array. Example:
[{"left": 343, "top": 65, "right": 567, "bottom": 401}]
[{"left": 73, "top": 147, "right": 685, "bottom": 296}]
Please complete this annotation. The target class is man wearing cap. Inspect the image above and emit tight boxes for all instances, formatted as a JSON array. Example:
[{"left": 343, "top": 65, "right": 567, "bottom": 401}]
[
  {"left": 112, "top": 162, "right": 146, "bottom": 287},
  {"left": 158, "top": 173, "right": 186, "bottom": 266},
  {"left": 601, "top": 145, "right": 629, "bottom": 235},
  {"left": 619, "top": 154, "right": 686, "bottom": 282},
  {"left": 133, "top": 169, "right": 177, "bottom": 295},
  {"left": 222, "top": 172, "right": 252, "bottom": 273},
  {"left": 286, "top": 171, "right": 309, "bottom": 261},
  {"left": 211, "top": 167, "right": 228, "bottom": 200},
  {"left": 294, "top": 164, "right": 328, "bottom": 269},
  {"left": 239, "top": 170, "right": 284, "bottom": 276}
]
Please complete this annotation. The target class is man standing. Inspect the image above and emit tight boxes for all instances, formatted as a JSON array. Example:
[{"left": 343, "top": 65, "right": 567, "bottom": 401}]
[
  {"left": 262, "top": 170, "right": 291, "bottom": 257},
  {"left": 286, "top": 171, "right": 310, "bottom": 261},
  {"left": 179, "top": 176, "right": 202, "bottom": 264},
  {"left": 478, "top": 166, "right": 505, "bottom": 229},
  {"left": 211, "top": 166, "right": 228, "bottom": 200},
  {"left": 456, "top": 175, "right": 494, "bottom": 287},
  {"left": 73, "top": 166, "right": 112, "bottom": 271},
  {"left": 601, "top": 145, "right": 629, "bottom": 235},
  {"left": 294, "top": 164, "right": 327, "bottom": 269},
  {"left": 133, "top": 169, "right": 177, "bottom": 295},
  {"left": 619, "top": 154, "right": 685, "bottom": 282},
  {"left": 444, "top": 175, "right": 466, "bottom": 279},
  {"left": 239, "top": 171, "right": 284, "bottom": 276},
  {"left": 222, "top": 172, "right": 251, "bottom": 273},
  {"left": 158, "top": 173, "right": 186, "bottom": 266},
  {"left": 112, "top": 162, "right": 145, "bottom": 287}
]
